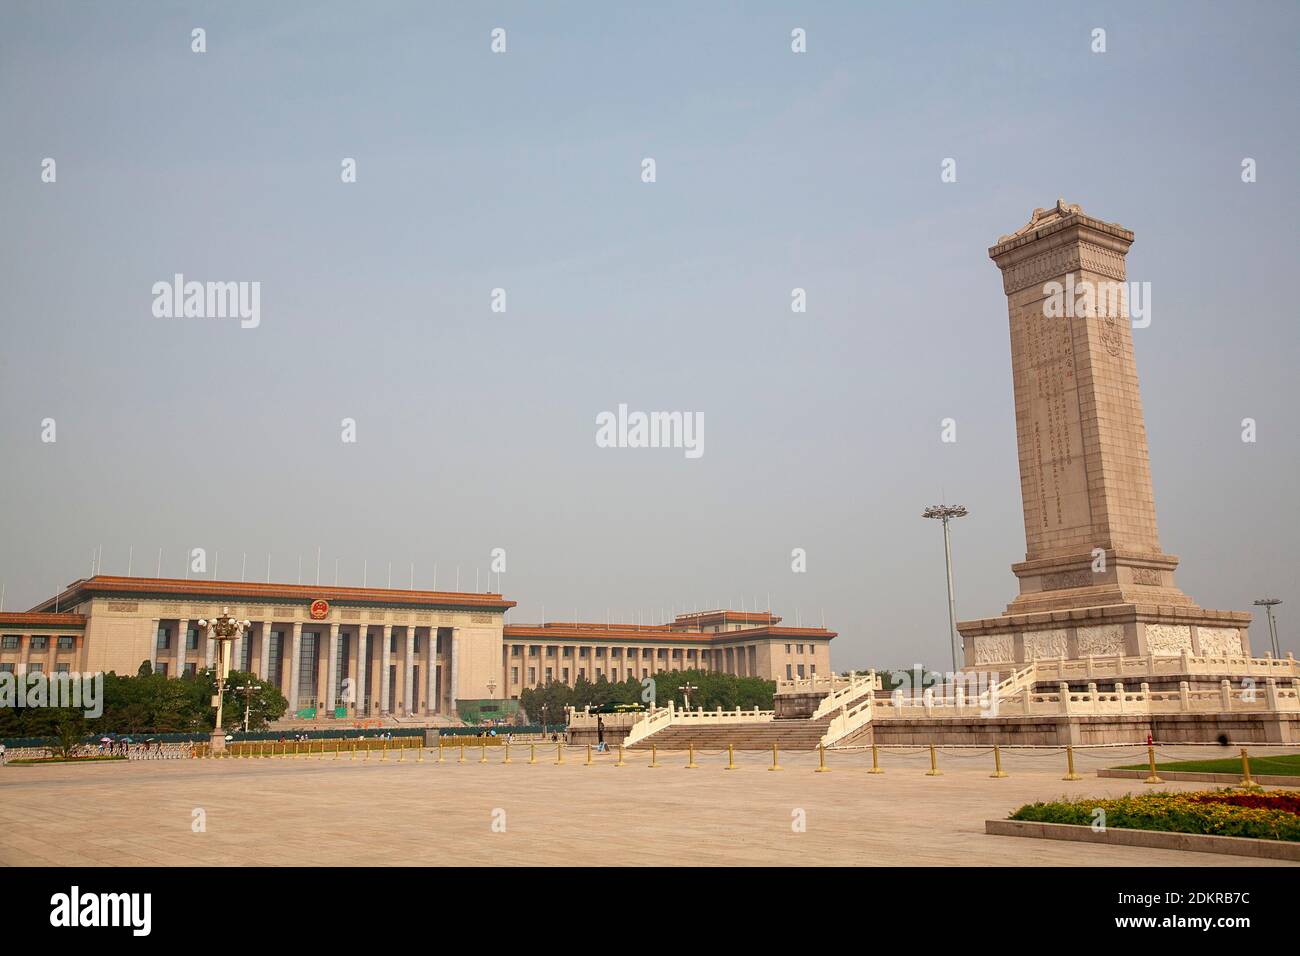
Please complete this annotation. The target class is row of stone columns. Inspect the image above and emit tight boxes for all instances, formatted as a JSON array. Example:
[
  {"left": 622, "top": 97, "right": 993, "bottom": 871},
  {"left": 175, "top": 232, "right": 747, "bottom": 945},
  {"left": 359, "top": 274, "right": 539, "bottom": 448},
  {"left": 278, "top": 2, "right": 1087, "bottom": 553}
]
[{"left": 145, "top": 618, "right": 451, "bottom": 716}]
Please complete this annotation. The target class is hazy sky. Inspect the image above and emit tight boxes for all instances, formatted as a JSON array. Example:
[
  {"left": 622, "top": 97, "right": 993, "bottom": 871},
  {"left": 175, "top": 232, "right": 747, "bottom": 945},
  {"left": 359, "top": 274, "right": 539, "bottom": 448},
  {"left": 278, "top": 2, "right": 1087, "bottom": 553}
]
[{"left": 2, "top": 1, "right": 1296, "bottom": 671}]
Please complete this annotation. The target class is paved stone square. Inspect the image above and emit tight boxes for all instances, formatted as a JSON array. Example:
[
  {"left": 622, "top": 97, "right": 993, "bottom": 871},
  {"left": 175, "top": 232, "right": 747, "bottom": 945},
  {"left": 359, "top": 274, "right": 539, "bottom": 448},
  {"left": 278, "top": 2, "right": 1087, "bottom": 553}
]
[{"left": 1, "top": 744, "right": 1295, "bottom": 866}]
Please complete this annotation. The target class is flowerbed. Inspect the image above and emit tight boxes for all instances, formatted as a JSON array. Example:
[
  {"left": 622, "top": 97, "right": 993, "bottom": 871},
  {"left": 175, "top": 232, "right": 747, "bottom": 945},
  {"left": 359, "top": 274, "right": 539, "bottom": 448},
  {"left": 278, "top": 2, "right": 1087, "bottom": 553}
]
[{"left": 1009, "top": 790, "right": 1300, "bottom": 842}]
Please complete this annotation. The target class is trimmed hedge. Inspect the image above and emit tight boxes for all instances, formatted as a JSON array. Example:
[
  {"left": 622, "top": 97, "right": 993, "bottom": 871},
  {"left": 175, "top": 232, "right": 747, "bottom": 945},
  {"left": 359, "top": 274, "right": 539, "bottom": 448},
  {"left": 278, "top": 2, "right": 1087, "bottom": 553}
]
[{"left": 1009, "top": 790, "right": 1300, "bottom": 842}]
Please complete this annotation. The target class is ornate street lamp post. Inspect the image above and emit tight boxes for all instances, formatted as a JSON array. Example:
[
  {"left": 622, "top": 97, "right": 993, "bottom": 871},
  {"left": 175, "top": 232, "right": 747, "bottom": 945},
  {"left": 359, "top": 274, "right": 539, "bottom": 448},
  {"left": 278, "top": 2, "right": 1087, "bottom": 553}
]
[{"left": 198, "top": 607, "right": 251, "bottom": 754}]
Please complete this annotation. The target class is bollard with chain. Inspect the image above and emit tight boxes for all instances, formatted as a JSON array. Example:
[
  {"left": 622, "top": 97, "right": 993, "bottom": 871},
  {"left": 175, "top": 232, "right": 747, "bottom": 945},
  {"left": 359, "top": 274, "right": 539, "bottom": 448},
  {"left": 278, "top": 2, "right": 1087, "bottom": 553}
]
[
  {"left": 586, "top": 743, "right": 593, "bottom": 766},
  {"left": 685, "top": 742, "right": 698, "bottom": 769},
  {"left": 615, "top": 743, "right": 625, "bottom": 767},
  {"left": 868, "top": 742, "right": 883, "bottom": 774},
  {"left": 768, "top": 742, "right": 782, "bottom": 771},
  {"left": 649, "top": 743, "right": 659, "bottom": 768},
  {"left": 480, "top": 741, "right": 488, "bottom": 764},
  {"left": 1239, "top": 747, "right": 1262, "bottom": 790},
  {"left": 1143, "top": 744, "right": 1162, "bottom": 784},
  {"left": 1062, "top": 745, "right": 1082, "bottom": 781},
  {"left": 925, "top": 742, "right": 942, "bottom": 776},
  {"left": 529, "top": 743, "right": 536, "bottom": 765},
  {"left": 725, "top": 743, "right": 736, "bottom": 770},
  {"left": 815, "top": 743, "right": 831, "bottom": 773},
  {"left": 503, "top": 742, "right": 511, "bottom": 764},
  {"left": 458, "top": 741, "right": 466, "bottom": 764},
  {"left": 990, "top": 744, "right": 1008, "bottom": 778},
  {"left": 556, "top": 741, "right": 564, "bottom": 765}
]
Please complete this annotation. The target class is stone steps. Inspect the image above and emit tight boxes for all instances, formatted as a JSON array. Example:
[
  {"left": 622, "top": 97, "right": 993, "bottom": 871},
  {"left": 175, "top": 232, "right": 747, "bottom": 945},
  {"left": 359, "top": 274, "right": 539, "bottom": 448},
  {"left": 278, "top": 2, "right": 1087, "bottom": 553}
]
[{"left": 627, "top": 717, "right": 833, "bottom": 752}]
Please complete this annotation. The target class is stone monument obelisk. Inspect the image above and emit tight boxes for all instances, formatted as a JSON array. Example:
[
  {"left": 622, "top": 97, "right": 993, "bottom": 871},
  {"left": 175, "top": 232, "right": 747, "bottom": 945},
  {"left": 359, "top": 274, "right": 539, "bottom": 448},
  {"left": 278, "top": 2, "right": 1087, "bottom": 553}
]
[{"left": 958, "top": 201, "right": 1251, "bottom": 669}]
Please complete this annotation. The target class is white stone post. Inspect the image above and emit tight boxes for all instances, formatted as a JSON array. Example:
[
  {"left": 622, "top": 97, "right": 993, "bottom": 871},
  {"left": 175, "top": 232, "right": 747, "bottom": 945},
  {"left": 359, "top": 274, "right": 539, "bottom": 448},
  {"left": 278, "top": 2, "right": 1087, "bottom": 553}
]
[
  {"left": 259, "top": 623, "right": 272, "bottom": 680},
  {"left": 326, "top": 623, "right": 339, "bottom": 713},
  {"left": 175, "top": 619, "right": 187, "bottom": 678},
  {"left": 1058, "top": 682, "right": 1071, "bottom": 715},
  {"left": 1178, "top": 680, "right": 1190, "bottom": 711},
  {"left": 425, "top": 628, "right": 437, "bottom": 715},
  {"left": 355, "top": 627, "right": 368, "bottom": 715},
  {"left": 1220, "top": 679, "right": 1233, "bottom": 711},
  {"left": 1265, "top": 678, "right": 1279, "bottom": 711},
  {"left": 404, "top": 627, "right": 415, "bottom": 715},
  {"left": 380, "top": 625, "right": 392, "bottom": 714},
  {"left": 289, "top": 622, "right": 302, "bottom": 712}
]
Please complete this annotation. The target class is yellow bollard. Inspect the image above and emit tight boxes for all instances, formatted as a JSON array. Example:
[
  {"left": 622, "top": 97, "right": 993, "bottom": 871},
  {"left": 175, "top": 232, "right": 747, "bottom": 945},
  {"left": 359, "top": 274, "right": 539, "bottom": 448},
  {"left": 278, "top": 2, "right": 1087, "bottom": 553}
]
[
  {"left": 437, "top": 739, "right": 444, "bottom": 763},
  {"left": 417, "top": 740, "right": 423, "bottom": 762},
  {"left": 685, "top": 742, "right": 698, "bottom": 769},
  {"left": 480, "top": 741, "right": 488, "bottom": 764},
  {"left": 649, "top": 743, "right": 659, "bottom": 768},
  {"left": 1143, "top": 744, "right": 1162, "bottom": 784},
  {"left": 382, "top": 739, "right": 388, "bottom": 761},
  {"left": 925, "top": 742, "right": 942, "bottom": 776},
  {"left": 868, "top": 742, "right": 884, "bottom": 774},
  {"left": 1062, "top": 745, "right": 1082, "bottom": 781},
  {"left": 350, "top": 741, "right": 356, "bottom": 761},
  {"left": 725, "top": 743, "right": 736, "bottom": 771},
  {"left": 556, "top": 742, "right": 564, "bottom": 765},
  {"left": 503, "top": 742, "right": 511, "bottom": 764},
  {"left": 294, "top": 740, "right": 300, "bottom": 759},
  {"left": 990, "top": 744, "right": 1008, "bottom": 778},
  {"left": 364, "top": 741, "right": 370, "bottom": 761},
  {"left": 334, "top": 740, "right": 339, "bottom": 760},
  {"left": 768, "top": 742, "right": 782, "bottom": 771},
  {"left": 398, "top": 741, "right": 405, "bottom": 762},
  {"left": 458, "top": 741, "right": 466, "bottom": 764},
  {"left": 586, "top": 743, "right": 593, "bottom": 766},
  {"left": 1239, "top": 747, "right": 1262, "bottom": 790},
  {"left": 615, "top": 743, "right": 625, "bottom": 767},
  {"left": 815, "top": 743, "right": 831, "bottom": 773},
  {"left": 529, "top": 743, "right": 536, "bottom": 765}
]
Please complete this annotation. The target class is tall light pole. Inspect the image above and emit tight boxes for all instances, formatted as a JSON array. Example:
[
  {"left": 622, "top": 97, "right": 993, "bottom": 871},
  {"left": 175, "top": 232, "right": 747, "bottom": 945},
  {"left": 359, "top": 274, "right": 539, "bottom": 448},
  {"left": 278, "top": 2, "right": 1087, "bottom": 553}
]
[
  {"left": 198, "top": 607, "right": 251, "bottom": 753},
  {"left": 923, "top": 504, "right": 969, "bottom": 675},
  {"left": 1253, "top": 598, "right": 1283, "bottom": 658}
]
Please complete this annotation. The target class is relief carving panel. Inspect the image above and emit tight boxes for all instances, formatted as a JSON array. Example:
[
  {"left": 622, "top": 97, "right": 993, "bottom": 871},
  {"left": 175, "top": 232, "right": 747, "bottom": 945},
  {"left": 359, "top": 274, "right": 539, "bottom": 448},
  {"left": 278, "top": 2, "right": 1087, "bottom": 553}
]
[
  {"left": 1145, "top": 624, "right": 1192, "bottom": 655},
  {"left": 1023, "top": 629, "right": 1070, "bottom": 659}
]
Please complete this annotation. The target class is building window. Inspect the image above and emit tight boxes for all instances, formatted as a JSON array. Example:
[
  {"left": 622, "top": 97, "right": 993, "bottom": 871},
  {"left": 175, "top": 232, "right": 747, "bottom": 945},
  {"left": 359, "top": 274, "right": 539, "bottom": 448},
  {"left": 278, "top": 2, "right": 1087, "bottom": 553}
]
[
  {"left": 528, "top": 667, "right": 536, "bottom": 683},
  {"left": 28, "top": 663, "right": 44, "bottom": 674},
  {"left": 413, "top": 635, "right": 422, "bottom": 654},
  {"left": 55, "top": 663, "right": 70, "bottom": 674},
  {"left": 2, "top": 635, "right": 18, "bottom": 649},
  {"left": 183, "top": 663, "right": 197, "bottom": 677},
  {"left": 156, "top": 627, "right": 171, "bottom": 650},
  {"left": 0, "top": 663, "right": 14, "bottom": 674},
  {"left": 797, "top": 644, "right": 805, "bottom": 654},
  {"left": 512, "top": 646, "right": 521, "bottom": 657},
  {"left": 58, "top": 636, "right": 75, "bottom": 650},
  {"left": 797, "top": 664, "right": 805, "bottom": 678},
  {"left": 545, "top": 667, "right": 553, "bottom": 682},
  {"left": 511, "top": 667, "right": 519, "bottom": 683},
  {"left": 186, "top": 626, "right": 199, "bottom": 650},
  {"left": 30, "top": 636, "right": 48, "bottom": 651},
  {"left": 785, "top": 643, "right": 792, "bottom": 654},
  {"left": 786, "top": 664, "right": 793, "bottom": 679}
]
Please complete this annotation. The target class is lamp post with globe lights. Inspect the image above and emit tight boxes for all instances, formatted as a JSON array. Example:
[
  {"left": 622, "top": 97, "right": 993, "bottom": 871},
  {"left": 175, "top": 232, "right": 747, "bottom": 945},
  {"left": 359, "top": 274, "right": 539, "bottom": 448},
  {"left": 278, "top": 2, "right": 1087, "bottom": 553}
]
[
  {"left": 1252, "top": 598, "right": 1283, "bottom": 658},
  {"left": 198, "top": 607, "right": 251, "bottom": 753}
]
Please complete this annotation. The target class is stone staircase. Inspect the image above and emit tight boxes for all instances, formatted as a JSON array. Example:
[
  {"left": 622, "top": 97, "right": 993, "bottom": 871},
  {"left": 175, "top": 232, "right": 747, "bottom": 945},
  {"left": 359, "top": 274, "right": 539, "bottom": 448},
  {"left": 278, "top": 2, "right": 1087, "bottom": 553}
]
[{"left": 625, "top": 715, "right": 834, "bottom": 752}]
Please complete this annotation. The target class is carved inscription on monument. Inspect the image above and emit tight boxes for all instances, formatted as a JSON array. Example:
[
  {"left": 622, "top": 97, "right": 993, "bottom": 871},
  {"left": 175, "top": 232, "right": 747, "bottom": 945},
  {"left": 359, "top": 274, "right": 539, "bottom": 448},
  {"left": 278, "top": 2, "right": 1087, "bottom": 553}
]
[{"left": 1015, "top": 302, "right": 1092, "bottom": 557}]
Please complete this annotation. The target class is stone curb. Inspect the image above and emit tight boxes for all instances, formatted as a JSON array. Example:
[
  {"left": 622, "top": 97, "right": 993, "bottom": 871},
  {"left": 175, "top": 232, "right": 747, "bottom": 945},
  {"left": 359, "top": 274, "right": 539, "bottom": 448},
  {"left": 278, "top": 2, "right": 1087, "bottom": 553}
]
[
  {"left": 985, "top": 819, "right": 1300, "bottom": 861},
  {"left": 1098, "top": 768, "right": 1300, "bottom": 786}
]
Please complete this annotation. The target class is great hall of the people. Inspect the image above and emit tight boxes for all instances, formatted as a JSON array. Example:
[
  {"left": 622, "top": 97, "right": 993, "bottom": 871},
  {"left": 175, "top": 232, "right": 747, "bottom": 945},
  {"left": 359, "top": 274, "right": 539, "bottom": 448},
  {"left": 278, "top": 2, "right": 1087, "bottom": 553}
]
[{"left": 0, "top": 576, "right": 834, "bottom": 718}]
